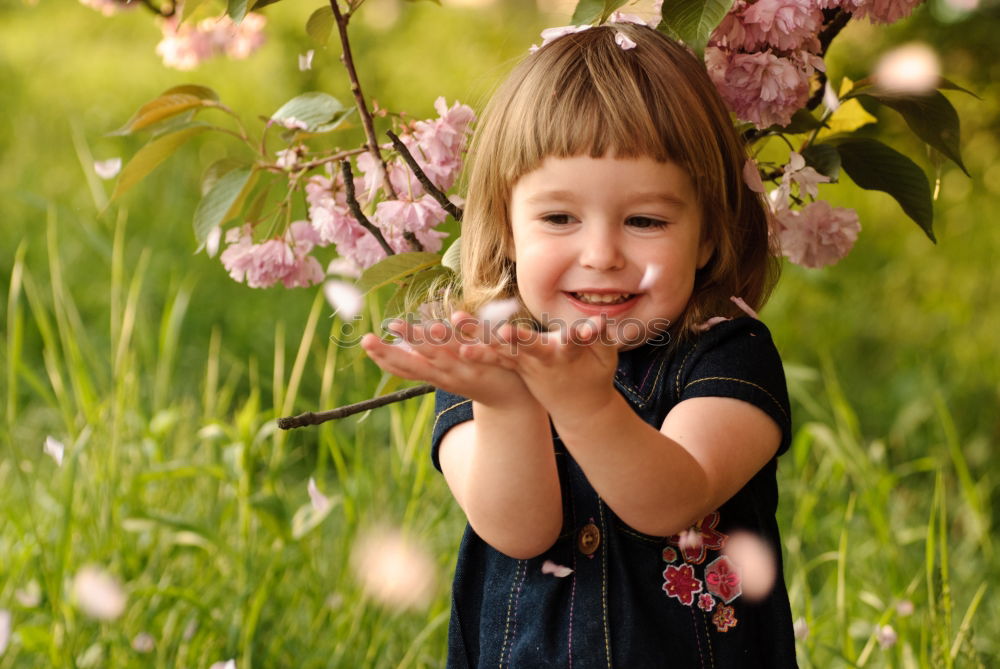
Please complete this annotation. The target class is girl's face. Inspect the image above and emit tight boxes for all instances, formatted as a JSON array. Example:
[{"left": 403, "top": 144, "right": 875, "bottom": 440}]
[{"left": 507, "top": 154, "right": 713, "bottom": 348}]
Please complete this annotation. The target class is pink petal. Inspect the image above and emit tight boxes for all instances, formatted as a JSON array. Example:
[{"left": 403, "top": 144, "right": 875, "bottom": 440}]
[
  {"left": 729, "top": 296, "right": 759, "bottom": 319},
  {"left": 298, "top": 49, "right": 314, "bottom": 71},
  {"left": 307, "top": 477, "right": 332, "bottom": 513},
  {"left": 638, "top": 264, "right": 661, "bottom": 291},
  {"left": 693, "top": 316, "right": 731, "bottom": 332},
  {"left": 93, "top": 158, "right": 122, "bottom": 180},
  {"left": 477, "top": 297, "right": 520, "bottom": 325},
  {"left": 44, "top": 436, "right": 64, "bottom": 466},
  {"left": 350, "top": 527, "right": 437, "bottom": 611},
  {"left": 614, "top": 31, "right": 637, "bottom": 50},
  {"left": 73, "top": 566, "right": 126, "bottom": 620},
  {"left": 743, "top": 159, "right": 766, "bottom": 193},
  {"left": 324, "top": 280, "right": 363, "bottom": 320},
  {"left": 541, "top": 560, "right": 574, "bottom": 578},
  {"left": 722, "top": 531, "right": 775, "bottom": 601},
  {"left": 0, "top": 609, "right": 10, "bottom": 655}
]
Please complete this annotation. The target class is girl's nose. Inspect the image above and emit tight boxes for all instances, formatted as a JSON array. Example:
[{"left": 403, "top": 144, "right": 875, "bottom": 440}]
[{"left": 578, "top": 225, "right": 625, "bottom": 271}]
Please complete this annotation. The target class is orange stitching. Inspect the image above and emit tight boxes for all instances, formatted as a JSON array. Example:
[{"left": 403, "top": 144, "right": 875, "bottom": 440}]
[
  {"left": 431, "top": 398, "right": 472, "bottom": 438},
  {"left": 682, "top": 376, "right": 789, "bottom": 422}
]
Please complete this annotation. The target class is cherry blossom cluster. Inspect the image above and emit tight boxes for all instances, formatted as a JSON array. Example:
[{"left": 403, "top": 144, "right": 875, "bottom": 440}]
[
  {"left": 706, "top": 0, "right": 924, "bottom": 128},
  {"left": 78, "top": 0, "right": 136, "bottom": 17},
  {"left": 156, "top": 13, "right": 267, "bottom": 71},
  {"left": 218, "top": 98, "right": 474, "bottom": 289},
  {"left": 304, "top": 97, "right": 474, "bottom": 270}
]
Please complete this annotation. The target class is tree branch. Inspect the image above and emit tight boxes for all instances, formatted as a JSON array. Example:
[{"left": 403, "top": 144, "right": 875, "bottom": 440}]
[
  {"left": 278, "top": 383, "right": 435, "bottom": 428},
  {"left": 329, "top": 0, "right": 398, "bottom": 200},
  {"left": 342, "top": 160, "right": 395, "bottom": 257},
  {"left": 386, "top": 130, "right": 464, "bottom": 221},
  {"left": 806, "top": 9, "right": 852, "bottom": 111}
]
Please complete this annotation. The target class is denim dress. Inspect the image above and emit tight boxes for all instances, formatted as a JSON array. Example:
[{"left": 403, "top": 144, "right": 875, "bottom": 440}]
[{"left": 431, "top": 317, "right": 798, "bottom": 668}]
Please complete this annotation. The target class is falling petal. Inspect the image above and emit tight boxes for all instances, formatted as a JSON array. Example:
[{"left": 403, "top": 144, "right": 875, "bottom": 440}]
[
  {"left": 693, "top": 316, "right": 730, "bottom": 332},
  {"left": 43, "top": 436, "right": 64, "bottom": 466},
  {"left": 785, "top": 152, "right": 806, "bottom": 173},
  {"left": 131, "top": 633, "right": 155, "bottom": 653},
  {"left": 896, "top": 599, "right": 914, "bottom": 616},
  {"left": 209, "top": 660, "right": 237, "bottom": 669},
  {"left": 723, "top": 531, "right": 775, "bottom": 601},
  {"left": 614, "top": 31, "right": 637, "bottom": 50},
  {"left": 72, "top": 566, "right": 126, "bottom": 621},
  {"left": 298, "top": 49, "right": 314, "bottom": 71},
  {"left": 93, "top": 158, "right": 122, "bottom": 180},
  {"left": 638, "top": 264, "right": 661, "bottom": 291},
  {"left": 205, "top": 225, "right": 222, "bottom": 258},
  {"left": 678, "top": 527, "right": 703, "bottom": 553},
  {"left": 876, "top": 624, "right": 898, "bottom": 649},
  {"left": 393, "top": 339, "right": 415, "bottom": 353},
  {"left": 350, "top": 527, "right": 437, "bottom": 611},
  {"left": 742, "top": 159, "right": 766, "bottom": 193},
  {"left": 729, "top": 296, "right": 759, "bottom": 320},
  {"left": 874, "top": 43, "right": 940, "bottom": 95},
  {"left": 15, "top": 581, "right": 41, "bottom": 608},
  {"left": 308, "top": 477, "right": 331, "bottom": 513},
  {"left": 823, "top": 79, "right": 840, "bottom": 113},
  {"left": 327, "top": 257, "right": 362, "bottom": 279},
  {"left": 0, "top": 609, "right": 10, "bottom": 655},
  {"left": 793, "top": 617, "right": 809, "bottom": 640},
  {"left": 324, "top": 280, "right": 364, "bottom": 320},
  {"left": 477, "top": 297, "right": 519, "bottom": 325},
  {"left": 541, "top": 560, "right": 574, "bottom": 578}
]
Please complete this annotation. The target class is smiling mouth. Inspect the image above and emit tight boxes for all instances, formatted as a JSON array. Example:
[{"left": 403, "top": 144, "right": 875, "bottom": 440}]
[{"left": 569, "top": 292, "right": 637, "bottom": 305}]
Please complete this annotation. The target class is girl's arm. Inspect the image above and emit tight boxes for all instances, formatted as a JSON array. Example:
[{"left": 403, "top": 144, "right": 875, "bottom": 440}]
[{"left": 362, "top": 315, "right": 563, "bottom": 558}]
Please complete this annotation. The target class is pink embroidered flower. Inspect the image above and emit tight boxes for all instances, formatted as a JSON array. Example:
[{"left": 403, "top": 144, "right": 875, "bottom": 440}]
[
  {"left": 669, "top": 512, "right": 727, "bottom": 564},
  {"left": 774, "top": 200, "right": 860, "bottom": 269},
  {"left": 698, "top": 593, "right": 717, "bottom": 612},
  {"left": 706, "top": 47, "right": 824, "bottom": 129},
  {"left": 853, "top": 0, "right": 924, "bottom": 24},
  {"left": 705, "top": 555, "right": 743, "bottom": 603},
  {"left": 662, "top": 546, "right": 678, "bottom": 563},
  {"left": 713, "top": 604, "right": 738, "bottom": 632},
  {"left": 662, "top": 564, "right": 704, "bottom": 606}
]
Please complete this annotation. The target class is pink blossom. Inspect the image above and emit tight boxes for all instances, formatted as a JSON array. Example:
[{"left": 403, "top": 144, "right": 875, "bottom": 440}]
[
  {"left": 706, "top": 47, "right": 824, "bottom": 128},
  {"left": 79, "top": 0, "right": 136, "bottom": 16},
  {"left": 155, "top": 13, "right": 266, "bottom": 71},
  {"left": 306, "top": 173, "right": 366, "bottom": 254},
  {"left": 853, "top": 0, "right": 924, "bottom": 23},
  {"left": 774, "top": 200, "right": 860, "bottom": 268},
  {"left": 409, "top": 97, "right": 476, "bottom": 191},
  {"left": 219, "top": 222, "right": 325, "bottom": 288},
  {"left": 713, "top": 0, "right": 823, "bottom": 53},
  {"left": 779, "top": 151, "right": 831, "bottom": 200}
]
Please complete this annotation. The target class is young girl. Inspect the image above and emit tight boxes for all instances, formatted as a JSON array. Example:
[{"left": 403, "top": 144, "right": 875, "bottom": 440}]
[{"left": 361, "top": 22, "right": 797, "bottom": 668}]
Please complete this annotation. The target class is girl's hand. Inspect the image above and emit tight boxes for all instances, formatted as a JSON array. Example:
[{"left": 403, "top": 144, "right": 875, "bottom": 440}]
[
  {"left": 462, "top": 315, "right": 619, "bottom": 421},
  {"left": 360, "top": 311, "right": 534, "bottom": 411}
]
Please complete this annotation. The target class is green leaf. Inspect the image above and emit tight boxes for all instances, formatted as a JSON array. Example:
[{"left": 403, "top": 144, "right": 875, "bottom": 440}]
[
  {"left": 177, "top": 0, "right": 212, "bottom": 23},
  {"left": 112, "top": 126, "right": 210, "bottom": 201},
  {"left": 938, "top": 78, "right": 980, "bottom": 99},
  {"left": 250, "top": 0, "right": 284, "bottom": 9},
  {"left": 227, "top": 0, "right": 249, "bottom": 23},
  {"left": 801, "top": 143, "right": 841, "bottom": 182},
  {"left": 659, "top": 0, "right": 735, "bottom": 56},
  {"left": 271, "top": 92, "right": 344, "bottom": 132},
  {"left": 356, "top": 252, "right": 442, "bottom": 294},
  {"left": 311, "top": 108, "right": 356, "bottom": 134},
  {"left": 833, "top": 137, "right": 934, "bottom": 242},
  {"left": 306, "top": 6, "right": 335, "bottom": 44},
  {"left": 857, "top": 90, "right": 967, "bottom": 175},
  {"left": 112, "top": 90, "right": 219, "bottom": 136},
  {"left": 441, "top": 236, "right": 461, "bottom": 272},
  {"left": 201, "top": 158, "right": 246, "bottom": 196},
  {"left": 571, "top": 0, "right": 628, "bottom": 24},
  {"left": 193, "top": 167, "right": 253, "bottom": 246}
]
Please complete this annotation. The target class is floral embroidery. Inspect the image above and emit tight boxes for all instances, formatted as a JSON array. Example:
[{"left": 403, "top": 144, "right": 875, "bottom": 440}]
[
  {"left": 668, "top": 512, "right": 727, "bottom": 564},
  {"left": 661, "top": 564, "right": 703, "bottom": 606},
  {"left": 662, "top": 547, "right": 677, "bottom": 563},
  {"left": 705, "top": 555, "right": 742, "bottom": 603},
  {"left": 697, "top": 593, "right": 716, "bottom": 612},
  {"left": 713, "top": 605, "right": 738, "bottom": 632}
]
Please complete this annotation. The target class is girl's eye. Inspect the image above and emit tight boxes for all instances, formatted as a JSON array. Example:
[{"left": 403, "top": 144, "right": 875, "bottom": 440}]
[
  {"left": 541, "top": 214, "right": 575, "bottom": 225},
  {"left": 627, "top": 216, "right": 669, "bottom": 229}
]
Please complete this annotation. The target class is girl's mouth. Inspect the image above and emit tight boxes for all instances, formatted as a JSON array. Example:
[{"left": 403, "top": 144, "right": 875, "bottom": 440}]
[{"left": 569, "top": 292, "right": 636, "bottom": 305}]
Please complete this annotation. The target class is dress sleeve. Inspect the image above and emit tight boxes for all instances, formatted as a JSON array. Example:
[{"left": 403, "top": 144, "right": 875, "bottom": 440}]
[
  {"left": 674, "top": 317, "right": 793, "bottom": 456},
  {"left": 430, "top": 388, "right": 474, "bottom": 472}
]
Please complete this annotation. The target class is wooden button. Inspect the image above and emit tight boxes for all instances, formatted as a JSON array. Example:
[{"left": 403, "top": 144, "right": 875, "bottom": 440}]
[{"left": 577, "top": 523, "right": 601, "bottom": 555}]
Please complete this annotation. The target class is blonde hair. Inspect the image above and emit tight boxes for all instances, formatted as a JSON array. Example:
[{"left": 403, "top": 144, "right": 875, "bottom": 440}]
[{"left": 449, "top": 23, "right": 778, "bottom": 342}]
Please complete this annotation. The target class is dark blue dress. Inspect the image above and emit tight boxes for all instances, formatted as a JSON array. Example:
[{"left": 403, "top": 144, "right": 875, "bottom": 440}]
[{"left": 431, "top": 317, "right": 799, "bottom": 668}]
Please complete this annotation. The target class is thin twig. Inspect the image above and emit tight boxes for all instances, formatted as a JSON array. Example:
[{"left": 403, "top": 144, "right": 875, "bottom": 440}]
[
  {"left": 278, "top": 383, "right": 435, "bottom": 428},
  {"left": 329, "top": 0, "right": 398, "bottom": 200},
  {"left": 806, "top": 9, "right": 851, "bottom": 111},
  {"left": 386, "top": 130, "right": 464, "bottom": 221},
  {"left": 342, "top": 160, "right": 395, "bottom": 256}
]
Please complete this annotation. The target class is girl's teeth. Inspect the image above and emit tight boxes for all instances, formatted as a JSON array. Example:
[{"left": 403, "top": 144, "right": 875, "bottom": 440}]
[{"left": 573, "top": 292, "right": 633, "bottom": 305}]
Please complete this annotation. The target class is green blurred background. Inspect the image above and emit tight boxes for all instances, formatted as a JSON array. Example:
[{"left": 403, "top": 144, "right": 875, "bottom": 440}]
[{"left": 1, "top": 0, "right": 998, "bottom": 666}]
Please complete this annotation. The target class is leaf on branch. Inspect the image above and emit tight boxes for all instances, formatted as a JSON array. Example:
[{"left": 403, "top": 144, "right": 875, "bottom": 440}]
[
  {"left": 177, "top": 0, "right": 212, "bottom": 23},
  {"left": 306, "top": 6, "right": 335, "bottom": 45},
  {"left": 271, "top": 92, "right": 345, "bottom": 132},
  {"left": 311, "top": 109, "right": 356, "bottom": 134},
  {"left": 855, "top": 90, "right": 968, "bottom": 176},
  {"left": 937, "top": 78, "right": 980, "bottom": 99},
  {"left": 801, "top": 143, "right": 841, "bottom": 182},
  {"left": 112, "top": 87, "right": 220, "bottom": 136},
  {"left": 201, "top": 158, "right": 247, "bottom": 197},
  {"left": 193, "top": 167, "right": 254, "bottom": 248},
  {"left": 832, "top": 137, "right": 935, "bottom": 242},
  {"left": 356, "top": 252, "right": 443, "bottom": 295},
  {"left": 659, "top": 0, "right": 736, "bottom": 56},
  {"left": 250, "top": 0, "right": 284, "bottom": 10},
  {"left": 112, "top": 125, "right": 211, "bottom": 201},
  {"left": 571, "top": 0, "right": 629, "bottom": 24},
  {"left": 227, "top": 0, "right": 249, "bottom": 23}
]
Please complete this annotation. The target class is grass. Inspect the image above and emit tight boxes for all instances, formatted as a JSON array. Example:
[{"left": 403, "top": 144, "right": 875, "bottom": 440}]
[{"left": 2, "top": 0, "right": 999, "bottom": 666}]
